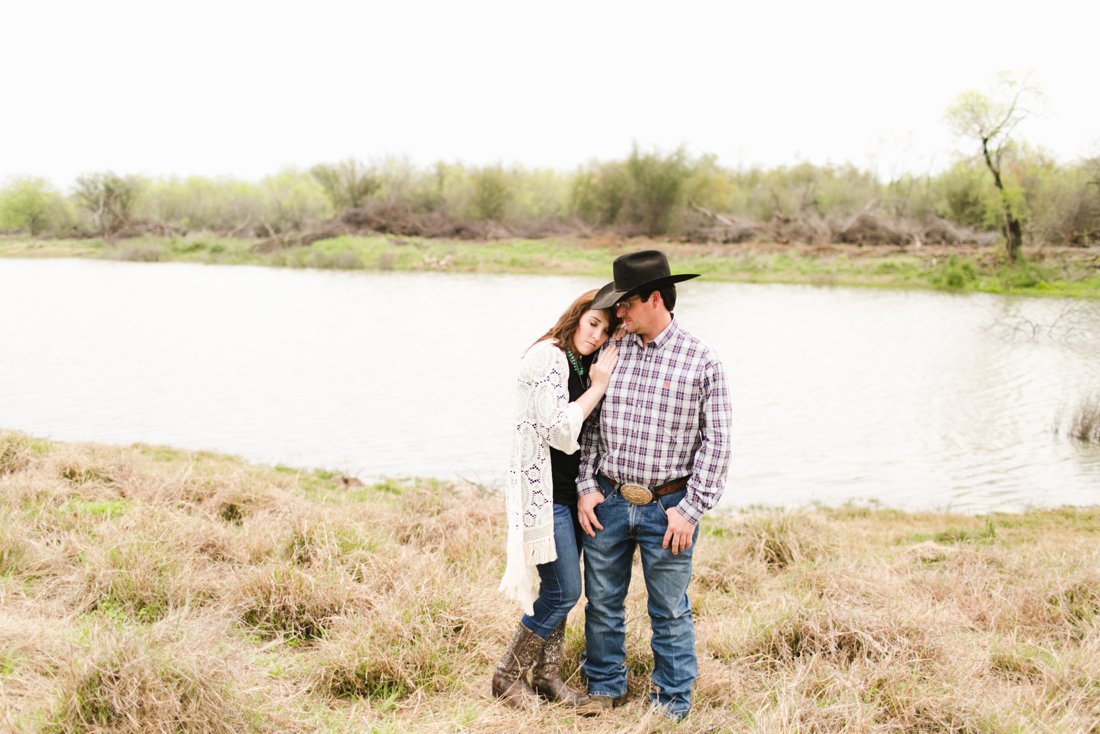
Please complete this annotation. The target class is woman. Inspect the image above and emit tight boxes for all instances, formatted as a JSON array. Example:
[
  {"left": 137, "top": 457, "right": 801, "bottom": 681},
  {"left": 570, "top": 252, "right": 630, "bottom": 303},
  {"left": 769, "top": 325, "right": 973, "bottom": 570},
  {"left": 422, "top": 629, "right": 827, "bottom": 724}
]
[{"left": 494, "top": 284, "right": 619, "bottom": 711}]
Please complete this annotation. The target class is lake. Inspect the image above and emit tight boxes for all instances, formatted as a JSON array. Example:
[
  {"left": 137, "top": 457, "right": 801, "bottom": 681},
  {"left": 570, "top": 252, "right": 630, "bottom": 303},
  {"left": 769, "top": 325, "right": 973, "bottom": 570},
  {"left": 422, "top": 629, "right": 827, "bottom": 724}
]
[{"left": 2, "top": 258, "right": 1098, "bottom": 513}]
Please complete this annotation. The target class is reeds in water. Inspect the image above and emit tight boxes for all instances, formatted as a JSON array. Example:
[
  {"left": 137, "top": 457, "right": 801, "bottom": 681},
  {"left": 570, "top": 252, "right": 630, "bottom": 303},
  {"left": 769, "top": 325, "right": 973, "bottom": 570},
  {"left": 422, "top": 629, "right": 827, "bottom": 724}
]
[{"left": 1070, "top": 394, "right": 1100, "bottom": 442}]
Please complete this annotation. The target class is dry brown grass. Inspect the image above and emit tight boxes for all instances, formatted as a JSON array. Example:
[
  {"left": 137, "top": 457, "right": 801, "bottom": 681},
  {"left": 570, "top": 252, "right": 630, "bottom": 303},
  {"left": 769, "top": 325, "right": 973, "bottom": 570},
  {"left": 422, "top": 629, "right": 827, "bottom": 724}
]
[
  {"left": 46, "top": 621, "right": 262, "bottom": 734},
  {"left": 1, "top": 432, "right": 1099, "bottom": 732},
  {"left": 0, "top": 431, "right": 34, "bottom": 476}
]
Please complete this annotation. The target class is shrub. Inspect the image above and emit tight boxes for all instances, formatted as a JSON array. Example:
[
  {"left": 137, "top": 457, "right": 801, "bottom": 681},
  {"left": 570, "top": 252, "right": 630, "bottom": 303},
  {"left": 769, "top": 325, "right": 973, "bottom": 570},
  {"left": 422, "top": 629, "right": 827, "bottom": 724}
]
[
  {"left": 508, "top": 167, "right": 570, "bottom": 224},
  {"left": 625, "top": 144, "right": 691, "bottom": 236},
  {"left": 995, "top": 259, "right": 1048, "bottom": 290},
  {"left": 571, "top": 160, "right": 631, "bottom": 226},
  {"left": 371, "top": 155, "right": 437, "bottom": 211},
  {"left": 470, "top": 165, "right": 513, "bottom": 221},
  {"left": 683, "top": 153, "right": 734, "bottom": 212},
  {"left": 256, "top": 169, "right": 331, "bottom": 234},
  {"left": 1017, "top": 154, "right": 1097, "bottom": 246},
  {"left": 310, "top": 159, "right": 380, "bottom": 212},
  {"left": 73, "top": 172, "right": 143, "bottom": 236},
  {"left": 884, "top": 173, "right": 941, "bottom": 223},
  {"left": 138, "top": 176, "right": 265, "bottom": 232},
  {"left": 0, "top": 177, "right": 72, "bottom": 235},
  {"left": 935, "top": 160, "right": 1000, "bottom": 229},
  {"left": 929, "top": 255, "right": 978, "bottom": 290},
  {"left": 570, "top": 145, "right": 695, "bottom": 235}
]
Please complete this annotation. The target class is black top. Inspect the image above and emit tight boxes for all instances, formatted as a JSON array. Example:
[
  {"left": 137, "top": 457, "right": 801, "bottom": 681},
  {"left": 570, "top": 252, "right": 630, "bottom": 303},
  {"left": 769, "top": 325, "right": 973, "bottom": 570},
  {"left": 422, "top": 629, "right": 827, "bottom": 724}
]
[{"left": 549, "top": 350, "right": 592, "bottom": 506}]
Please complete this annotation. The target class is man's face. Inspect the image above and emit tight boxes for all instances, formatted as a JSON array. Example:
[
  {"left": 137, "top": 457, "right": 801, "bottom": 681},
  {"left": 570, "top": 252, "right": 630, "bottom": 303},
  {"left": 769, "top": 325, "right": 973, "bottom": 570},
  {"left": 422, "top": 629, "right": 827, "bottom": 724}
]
[{"left": 615, "top": 293, "right": 650, "bottom": 336}]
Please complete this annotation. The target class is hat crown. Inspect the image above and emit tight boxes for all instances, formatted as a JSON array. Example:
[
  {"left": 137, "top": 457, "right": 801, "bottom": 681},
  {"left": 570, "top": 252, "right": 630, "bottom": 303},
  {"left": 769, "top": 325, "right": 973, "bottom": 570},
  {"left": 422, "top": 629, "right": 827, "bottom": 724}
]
[{"left": 612, "top": 250, "right": 672, "bottom": 292}]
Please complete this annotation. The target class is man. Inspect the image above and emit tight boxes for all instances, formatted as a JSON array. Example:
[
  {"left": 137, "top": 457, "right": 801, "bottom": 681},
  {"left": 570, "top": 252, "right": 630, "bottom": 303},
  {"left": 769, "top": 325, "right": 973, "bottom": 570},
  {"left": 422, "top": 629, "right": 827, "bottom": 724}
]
[{"left": 575, "top": 249, "right": 731, "bottom": 721}]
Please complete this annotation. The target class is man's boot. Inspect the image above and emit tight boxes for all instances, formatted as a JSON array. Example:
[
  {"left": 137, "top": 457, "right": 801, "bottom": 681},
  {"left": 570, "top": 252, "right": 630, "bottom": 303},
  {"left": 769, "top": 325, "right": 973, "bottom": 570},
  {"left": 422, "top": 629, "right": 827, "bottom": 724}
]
[
  {"left": 491, "top": 623, "right": 545, "bottom": 710},
  {"left": 531, "top": 622, "right": 590, "bottom": 706}
]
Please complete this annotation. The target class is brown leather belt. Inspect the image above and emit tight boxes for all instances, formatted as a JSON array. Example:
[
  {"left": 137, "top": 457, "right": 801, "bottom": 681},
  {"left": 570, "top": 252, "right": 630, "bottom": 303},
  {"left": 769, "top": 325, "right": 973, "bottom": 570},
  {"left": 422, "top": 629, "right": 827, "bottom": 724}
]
[{"left": 598, "top": 474, "right": 689, "bottom": 505}]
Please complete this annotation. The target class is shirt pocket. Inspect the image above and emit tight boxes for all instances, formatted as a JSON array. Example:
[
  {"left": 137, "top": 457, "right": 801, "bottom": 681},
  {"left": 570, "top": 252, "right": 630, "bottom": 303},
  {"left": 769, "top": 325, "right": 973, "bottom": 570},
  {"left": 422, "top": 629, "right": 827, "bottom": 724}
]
[{"left": 656, "top": 366, "right": 695, "bottom": 439}]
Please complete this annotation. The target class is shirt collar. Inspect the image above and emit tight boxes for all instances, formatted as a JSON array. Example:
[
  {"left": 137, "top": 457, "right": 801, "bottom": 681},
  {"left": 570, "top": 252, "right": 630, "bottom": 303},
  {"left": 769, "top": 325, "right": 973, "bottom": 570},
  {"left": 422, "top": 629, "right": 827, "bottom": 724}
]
[{"left": 629, "top": 314, "right": 679, "bottom": 351}]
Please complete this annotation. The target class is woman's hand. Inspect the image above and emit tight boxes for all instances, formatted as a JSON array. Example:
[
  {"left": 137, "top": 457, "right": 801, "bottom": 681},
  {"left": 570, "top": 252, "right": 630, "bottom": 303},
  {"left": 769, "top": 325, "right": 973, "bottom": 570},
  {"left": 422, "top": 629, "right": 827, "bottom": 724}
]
[{"left": 589, "top": 345, "right": 619, "bottom": 389}]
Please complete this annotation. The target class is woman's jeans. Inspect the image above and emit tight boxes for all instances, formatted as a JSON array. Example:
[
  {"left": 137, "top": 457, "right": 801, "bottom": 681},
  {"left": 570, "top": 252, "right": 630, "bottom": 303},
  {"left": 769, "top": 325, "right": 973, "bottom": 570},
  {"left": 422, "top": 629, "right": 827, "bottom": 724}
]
[
  {"left": 521, "top": 503, "right": 583, "bottom": 639},
  {"left": 582, "top": 484, "right": 698, "bottom": 717}
]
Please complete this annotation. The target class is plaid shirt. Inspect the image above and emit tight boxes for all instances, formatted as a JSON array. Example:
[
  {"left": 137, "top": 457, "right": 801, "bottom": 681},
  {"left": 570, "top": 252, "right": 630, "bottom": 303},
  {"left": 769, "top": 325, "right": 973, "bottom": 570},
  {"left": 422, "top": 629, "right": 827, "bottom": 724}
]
[{"left": 578, "top": 316, "right": 732, "bottom": 525}]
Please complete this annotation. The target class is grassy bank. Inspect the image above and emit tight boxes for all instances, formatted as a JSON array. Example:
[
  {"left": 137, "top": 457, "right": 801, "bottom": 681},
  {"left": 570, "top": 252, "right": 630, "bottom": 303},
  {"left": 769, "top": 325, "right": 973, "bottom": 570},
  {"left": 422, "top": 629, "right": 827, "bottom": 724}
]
[
  {"left": 3, "top": 233, "right": 1100, "bottom": 298},
  {"left": 1, "top": 431, "right": 1098, "bottom": 732}
]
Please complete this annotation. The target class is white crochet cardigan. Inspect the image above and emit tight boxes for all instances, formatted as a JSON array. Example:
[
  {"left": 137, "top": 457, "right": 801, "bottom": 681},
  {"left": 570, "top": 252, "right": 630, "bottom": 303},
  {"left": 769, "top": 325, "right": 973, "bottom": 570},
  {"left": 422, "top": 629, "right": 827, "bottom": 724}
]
[{"left": 498, "top": 340, "right": 585, "bottom": 614}]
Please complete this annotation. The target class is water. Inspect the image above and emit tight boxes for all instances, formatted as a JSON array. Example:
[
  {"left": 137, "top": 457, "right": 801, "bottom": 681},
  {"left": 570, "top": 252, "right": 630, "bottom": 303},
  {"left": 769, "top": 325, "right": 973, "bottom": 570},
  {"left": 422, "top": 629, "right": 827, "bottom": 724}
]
[{"left": 2, "top": 258, "right": 1098, "bottom": 513}]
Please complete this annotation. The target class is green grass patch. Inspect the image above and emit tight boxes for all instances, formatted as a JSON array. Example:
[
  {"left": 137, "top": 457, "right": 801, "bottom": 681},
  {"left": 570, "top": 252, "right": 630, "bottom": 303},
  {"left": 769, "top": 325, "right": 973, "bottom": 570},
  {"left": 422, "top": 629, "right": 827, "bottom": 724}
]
[
  {"left": 3, "top": 233, "right": 1100, "bottom": 298},
  {"left": 67, "top": 498, "right": 131, "bottom": 518},
  {"left": 915, "top": 518, "right": 999, "bottom": 545},
  {"left": 990, "top": 644, "right": 1057, "bottom": 682}
]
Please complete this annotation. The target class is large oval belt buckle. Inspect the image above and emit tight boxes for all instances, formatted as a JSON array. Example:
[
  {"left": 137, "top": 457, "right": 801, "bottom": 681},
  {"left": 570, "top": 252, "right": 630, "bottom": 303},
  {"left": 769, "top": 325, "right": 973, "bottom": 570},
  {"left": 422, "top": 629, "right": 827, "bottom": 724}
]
[{"left": 619, "top": 483, "right": 654, "bottom": 505}]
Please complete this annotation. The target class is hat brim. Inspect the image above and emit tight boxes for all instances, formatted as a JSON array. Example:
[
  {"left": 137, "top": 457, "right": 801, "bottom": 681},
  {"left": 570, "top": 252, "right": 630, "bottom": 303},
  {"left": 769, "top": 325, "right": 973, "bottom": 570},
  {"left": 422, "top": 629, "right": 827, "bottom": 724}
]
[{"left": 591, "top": 273, "right": 699, "bottom": 310}]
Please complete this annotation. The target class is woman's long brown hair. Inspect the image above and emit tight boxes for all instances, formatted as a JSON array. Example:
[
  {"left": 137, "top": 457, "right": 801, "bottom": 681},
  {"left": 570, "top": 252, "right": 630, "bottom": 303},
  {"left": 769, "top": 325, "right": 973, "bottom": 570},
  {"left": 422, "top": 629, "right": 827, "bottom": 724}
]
[{"left": 528, "top": 289, "right": 618, "bottom": 354}]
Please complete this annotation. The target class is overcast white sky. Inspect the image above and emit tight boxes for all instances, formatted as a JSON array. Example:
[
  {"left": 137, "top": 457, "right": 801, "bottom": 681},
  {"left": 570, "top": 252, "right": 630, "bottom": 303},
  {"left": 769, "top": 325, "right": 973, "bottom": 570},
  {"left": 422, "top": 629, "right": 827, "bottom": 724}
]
[{"left": 2, "top": 0, "right": 1097, "bottom": 189}]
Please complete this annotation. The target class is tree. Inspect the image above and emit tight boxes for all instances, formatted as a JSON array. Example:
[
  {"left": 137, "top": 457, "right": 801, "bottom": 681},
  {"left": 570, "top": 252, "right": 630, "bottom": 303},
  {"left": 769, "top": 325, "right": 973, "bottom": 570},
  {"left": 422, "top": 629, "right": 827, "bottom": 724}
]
[
  {"left": 309, "top": 159, "right": 380, "bottom": 212},
  {"left": 570, "top": 160, "right": 630, "bottom": 226},
  {"left": 74, "top": 172, "right": 142, "bottom": 236},
  {"left": 1088, "top": 156, "right": 1100, "bottom": 202},
  {"left": 259, "top": 169, "right": 330, "bottom": 234},
  {"left": 625, "top": 144, "right": 691, "bottom": 236},
  {"left": 0, "top": 177, "right": 65, "bottom": 235},
  {"left": 946, "top": 74, "right": 1041, "bottom": 262},
  {"left": 471, "top": 165, "right": 513, "bottom": 221}
]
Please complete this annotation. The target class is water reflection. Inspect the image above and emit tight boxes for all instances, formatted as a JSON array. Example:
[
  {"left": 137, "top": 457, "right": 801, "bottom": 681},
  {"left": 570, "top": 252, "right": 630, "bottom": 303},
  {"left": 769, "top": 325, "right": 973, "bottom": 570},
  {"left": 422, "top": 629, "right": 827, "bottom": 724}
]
[{"left": 1, "top": 258, "right": 1098, "bottom": 513}]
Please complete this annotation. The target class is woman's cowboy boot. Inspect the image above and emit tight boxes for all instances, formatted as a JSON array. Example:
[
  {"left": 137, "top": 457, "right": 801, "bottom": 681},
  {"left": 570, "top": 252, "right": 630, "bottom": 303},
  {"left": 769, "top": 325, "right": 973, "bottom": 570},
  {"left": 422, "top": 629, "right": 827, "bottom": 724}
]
[
  {"left": 491, "top": 623, "right": 545, "bottom": 710},
  {"left": 531, "top": 622, "right": 590, "bottom": 706}
]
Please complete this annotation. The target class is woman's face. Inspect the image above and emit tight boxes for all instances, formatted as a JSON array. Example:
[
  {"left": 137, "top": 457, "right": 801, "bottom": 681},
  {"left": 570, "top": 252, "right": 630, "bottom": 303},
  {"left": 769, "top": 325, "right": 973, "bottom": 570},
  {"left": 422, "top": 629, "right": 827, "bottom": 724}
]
[{"left": 572, "top": 309, "right": 611, "bottom": 355}]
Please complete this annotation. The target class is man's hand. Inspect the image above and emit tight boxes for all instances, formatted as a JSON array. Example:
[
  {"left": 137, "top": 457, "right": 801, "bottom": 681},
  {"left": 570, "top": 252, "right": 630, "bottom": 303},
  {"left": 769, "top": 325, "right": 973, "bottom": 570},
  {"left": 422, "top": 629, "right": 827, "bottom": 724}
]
[
  {"left": 577, "top": 492, "right": 604, "bottom": 537},
  {"left": 662, "top": 506, "right": 694, "bottom": 554}
]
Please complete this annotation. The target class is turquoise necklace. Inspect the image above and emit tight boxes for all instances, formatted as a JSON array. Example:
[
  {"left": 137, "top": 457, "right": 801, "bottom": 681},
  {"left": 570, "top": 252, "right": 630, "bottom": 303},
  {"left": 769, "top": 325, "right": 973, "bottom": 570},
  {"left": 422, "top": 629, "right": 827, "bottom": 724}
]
[{"left": 565, "top": 348, "right": 588, "bottom": 382}]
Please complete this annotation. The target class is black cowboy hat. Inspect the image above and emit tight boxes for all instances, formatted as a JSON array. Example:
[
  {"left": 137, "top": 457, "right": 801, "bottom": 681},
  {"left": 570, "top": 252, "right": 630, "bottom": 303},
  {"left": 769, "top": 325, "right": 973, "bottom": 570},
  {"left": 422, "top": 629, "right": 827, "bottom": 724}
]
[{"left": 591, "top": 250, "right": 699, "bottom": 310}]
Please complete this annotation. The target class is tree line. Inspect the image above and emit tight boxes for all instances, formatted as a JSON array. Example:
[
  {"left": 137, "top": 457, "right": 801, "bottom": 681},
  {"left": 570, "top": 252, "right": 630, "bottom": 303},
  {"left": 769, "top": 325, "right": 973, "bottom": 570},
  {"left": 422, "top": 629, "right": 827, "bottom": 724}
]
[
  {"left": 3, "top": 149, "right": 1097, "bottom": 250},
  {"left": 4, "top": 80, "right": 1098, "bottom": 257}
]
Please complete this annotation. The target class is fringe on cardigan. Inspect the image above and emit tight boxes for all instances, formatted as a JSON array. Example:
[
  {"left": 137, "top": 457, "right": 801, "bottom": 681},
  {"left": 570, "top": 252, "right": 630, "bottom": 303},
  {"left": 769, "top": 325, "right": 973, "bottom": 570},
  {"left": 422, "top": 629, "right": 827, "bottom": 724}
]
[{"left": 498, "top": 341, "right": 584, "bottom": 614}]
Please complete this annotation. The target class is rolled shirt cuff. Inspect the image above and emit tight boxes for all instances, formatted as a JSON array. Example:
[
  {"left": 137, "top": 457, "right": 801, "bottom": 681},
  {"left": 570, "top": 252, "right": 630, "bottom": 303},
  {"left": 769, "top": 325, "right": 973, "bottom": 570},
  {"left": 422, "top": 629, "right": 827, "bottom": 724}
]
[
  {"left": 676, "top": 497, "right": 703, "bottom": 525},
  {"left": 576, "top": 477, "right": 600, "bottom": 496}
]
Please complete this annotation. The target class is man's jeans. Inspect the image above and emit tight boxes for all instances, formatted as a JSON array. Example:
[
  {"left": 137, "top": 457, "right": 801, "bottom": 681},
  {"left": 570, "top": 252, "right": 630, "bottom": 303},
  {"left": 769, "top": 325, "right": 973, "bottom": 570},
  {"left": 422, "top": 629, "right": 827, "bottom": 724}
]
[
  {"left": 582, "top": 481, "right": 699, "bottom": 716},
  {"left": 522, "top": 503, "right": 583, "bottom": 639}
]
